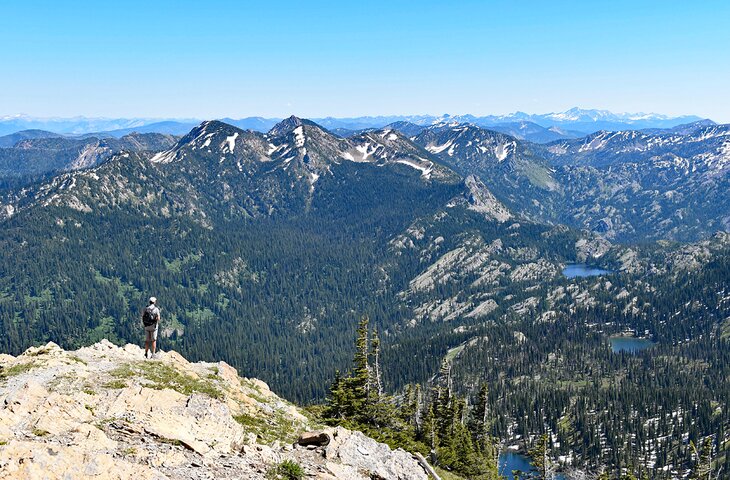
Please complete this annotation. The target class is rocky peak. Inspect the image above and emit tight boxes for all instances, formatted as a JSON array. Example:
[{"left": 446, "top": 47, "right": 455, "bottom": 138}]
[
  {"left": 0, "top": 340, "right": 431, "bottom": 479},
  {"left": 268, "top": 115, "right": 305, "bottom": 137},
  {"left": 150, "top": 120, "right": 252, "bottom": 164}
]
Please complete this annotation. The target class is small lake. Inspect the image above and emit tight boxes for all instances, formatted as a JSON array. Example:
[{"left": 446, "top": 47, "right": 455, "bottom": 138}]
[
  {"left": 562, "top": 263, "right": 612, "bottom": 278},
  {"left": 499, "top": 452, "right": 566, "bottom": 479},
  {"left": 610, "top": 336, "right": 655, "bottom": 353},
  {"left": 499, "top": 452, "right": 535, "bottom": 478}
]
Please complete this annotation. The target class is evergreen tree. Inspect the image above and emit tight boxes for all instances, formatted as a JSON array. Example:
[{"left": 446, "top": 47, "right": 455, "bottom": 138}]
[
  {"left": 469, "top": 384, "right": 491, "bottom": 452},
  {"left": 529, "top": 433, "right": 555, "bottom": 479},
  {"left": 352, "top": 316, "right": 372, "bottom": 407},
  {"left": 370, "top": 325, "right": 384, "bottom": 398},
  {"left": 690, "top": 438, "right": 713, "bottom": 480}
]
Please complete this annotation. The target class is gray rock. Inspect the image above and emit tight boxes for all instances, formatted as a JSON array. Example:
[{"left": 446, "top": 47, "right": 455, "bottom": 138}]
[{"left": 324, "top": 427, "right": 429, "bottom": 480}]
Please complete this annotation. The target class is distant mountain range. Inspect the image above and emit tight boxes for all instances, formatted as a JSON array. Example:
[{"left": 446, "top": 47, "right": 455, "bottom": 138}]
[{"left": 0, "top": 108, "right": 709, "bottom": 143}]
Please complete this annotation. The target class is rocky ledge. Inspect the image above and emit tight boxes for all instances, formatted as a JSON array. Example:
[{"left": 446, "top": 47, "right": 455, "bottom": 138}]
[{"left": 0, "top": 340, "right": 430, "bottom": 479}]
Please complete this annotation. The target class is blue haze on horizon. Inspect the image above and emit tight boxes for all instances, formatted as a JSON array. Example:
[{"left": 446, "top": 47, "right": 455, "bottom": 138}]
[{"left": 2, "top": 0, "right": 729, "bottom": 122}]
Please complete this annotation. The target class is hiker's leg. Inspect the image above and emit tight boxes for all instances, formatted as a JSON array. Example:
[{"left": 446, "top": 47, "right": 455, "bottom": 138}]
[{"left": 151, "top": 325, "right": 158, "bottom": 354}]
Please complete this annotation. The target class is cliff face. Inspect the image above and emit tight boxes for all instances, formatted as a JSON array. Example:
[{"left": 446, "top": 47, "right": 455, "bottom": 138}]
[{"left": 0, "top": 340, "right": 429, "bottom": 480}]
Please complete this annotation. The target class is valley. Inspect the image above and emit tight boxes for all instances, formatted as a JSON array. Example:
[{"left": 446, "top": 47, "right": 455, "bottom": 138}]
[{"left": 0, "top": 115, "right": 728, "bottom": 478}]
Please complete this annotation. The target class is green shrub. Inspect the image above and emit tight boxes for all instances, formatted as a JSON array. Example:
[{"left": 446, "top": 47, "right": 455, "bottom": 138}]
[{"left": 266, "top": 460, "right": 305, "bottom": 480}]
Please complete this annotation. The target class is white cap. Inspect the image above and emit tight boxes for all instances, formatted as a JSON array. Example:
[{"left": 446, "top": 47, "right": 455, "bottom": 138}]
[{"left": 149, "top": 297, "right": 157, "bottom": 304}]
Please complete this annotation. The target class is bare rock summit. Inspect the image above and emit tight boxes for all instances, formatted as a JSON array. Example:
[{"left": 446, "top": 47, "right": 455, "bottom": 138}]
[{"left": 0, "top": 340, "right": 431, "bottom": 480}]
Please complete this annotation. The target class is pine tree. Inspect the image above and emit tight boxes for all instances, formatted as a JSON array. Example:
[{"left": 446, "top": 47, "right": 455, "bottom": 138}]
[
  {"left": 370, "top": 325, "right": 383, "bottom": 398},
  {"left": 690, "top": 438, "right": 713, "bottom": 480},
  {"left": 422, "top": 403, "right": 438, "bottom": 452},
  {"left": 469, "top": 384, "right": 490, "bottom": 452},
  {"left": 413, "top": 384, "right": 422, "bottom": 432},
  {"left": 323, "top": 370, "right": 346, "bottom": 419},
  {"left": 352, "top": 316, "right": 372, "bottom": 410},
  {"left": 529, "top": 433, "right": 554, "bottom": 479}
]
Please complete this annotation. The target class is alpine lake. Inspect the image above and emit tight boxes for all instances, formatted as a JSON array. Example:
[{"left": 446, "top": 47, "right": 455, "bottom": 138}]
[
  {"left": 562, "top": 263, "right": 612, "bottom": 278},
  {"left": 499, "top": 452, "right": 567, "bottom": 479}
]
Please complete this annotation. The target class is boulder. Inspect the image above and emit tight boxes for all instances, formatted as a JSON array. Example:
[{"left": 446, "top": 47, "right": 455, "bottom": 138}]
[
  {"left": 298, "top": 431, "right": 331, "bottom": 447},
  {"left": 324, "top": 427, "right": 429, "bottom": 480}
]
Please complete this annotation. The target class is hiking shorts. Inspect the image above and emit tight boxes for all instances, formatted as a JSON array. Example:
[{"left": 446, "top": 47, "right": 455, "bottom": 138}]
[{"left": 144, "top": 323, "right": 158, "bottom": 342}]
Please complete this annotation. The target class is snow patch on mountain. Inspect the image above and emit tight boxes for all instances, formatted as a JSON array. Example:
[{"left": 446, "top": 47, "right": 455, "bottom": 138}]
[
  {"left": 150, "top": 149, "right": 177, "bottom": 164},
  {"left": 293, "top": 126, "right": 306, "bottom": 148},
  {"left": 396, "top": 158, "right": 433, "bottom": 178},
  {"left": 354, "top": 143, "right": 375, "bottom": 161},
  {"left": 494, "top": 141, "right": 514, "bottom": 161},
  {"left": 223, "top": 132, "right": 239, "bottom": 153},
  {"left": 425, "top": 139, "right": 454, "bottom": 154}
]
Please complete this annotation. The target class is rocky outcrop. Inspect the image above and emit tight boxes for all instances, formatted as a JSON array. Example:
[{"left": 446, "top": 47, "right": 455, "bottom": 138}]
[
  {"left": 0, "top": 340, "right": 431, "bottom": 480},
  {"left": 323, "top": 427, "right": 429, "bottom": 480},
  {"left": 462, "top": 174, "right": 513, "bottom": 222}
]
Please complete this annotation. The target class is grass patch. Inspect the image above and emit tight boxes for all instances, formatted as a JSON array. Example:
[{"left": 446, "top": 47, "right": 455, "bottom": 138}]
[
  {"left": 246, "top": 390, "right": 269, "bottom": 404},
  {"left": 121, "top": 446, "right": 137, "bottom": 455},
  {"left": 103, "top": 379, "right": 128, "bottom": 389},
  {"left": 0, "top": 361, "right": 39, "bottom": 381},
  {"left": 47, "top": 372, "right": 75, "bottom": 391},
  {"left": 266, "top": 460, "right": 305, "bottom": 480},
  {"left": 138, "top": 362, "right": 223, "bottom": 399},
  {"left": 109, "top": 363, "right": 136, "bottom": 379},
  {"left": 300, "top": 404, "right": 327, "bottom": 424},
  {"left": 234, "top": 411, "right": 299, "bottom": 444},
  {"left": 444, "top": 344, "right": 465, "bottom": 364},
  {"left": 234, "top": 412, "right": 266, "bottom": 428},
  {"left": 241, "top": 380, "right": 272, "bottom": 404},
  {"left": 69, "top": 355, "right": 87, "bottom": 365},
  {"left": 25, "top": 288, "right": 52, "bottom": 304},
  {"left": 164, "top": 252, "right": 202, "bottom": 274},
  {"left": 153, "top": 435, "right": 182, "bottom": 446},
  {"left": 108, "top": 362, "right": 223, "bottom": 399},
  {"left": 434, "top": 467, "right": 467, "bottom": 480},
  {"left": 186, "top": 307, "right": 215, "bottom": 325},
  {"left": 83, "top": 387, "right": 97, "bottom": 395},
  {"left": 94, "top": 417, "right": 125, "bottom": 430},
  {"left": 216, "top": 293, "right": 230, "bottom": 310},
  {"left": 32, "top": 428, "right": 50, "bottom": 437}
]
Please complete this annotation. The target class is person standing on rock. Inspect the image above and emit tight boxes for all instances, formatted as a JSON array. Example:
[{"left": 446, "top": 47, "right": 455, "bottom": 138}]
[{"left": 141, "top": 297, "right": 161, "bottom": 359}]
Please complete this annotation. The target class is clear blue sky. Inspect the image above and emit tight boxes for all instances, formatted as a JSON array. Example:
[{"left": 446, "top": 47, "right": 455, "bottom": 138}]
[{"left": 2, "top": 0, "right": 729, "bottom": 121}]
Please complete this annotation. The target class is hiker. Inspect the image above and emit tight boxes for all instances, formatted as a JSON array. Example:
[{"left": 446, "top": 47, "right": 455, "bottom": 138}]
[{"left": 142, "top": 297, "right": 161, "bottom": 358}]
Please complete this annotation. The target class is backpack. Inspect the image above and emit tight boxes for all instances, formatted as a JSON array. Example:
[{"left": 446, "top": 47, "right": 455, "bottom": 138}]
[{"left": 142, "top": 306, "right": 159, "bottom": 327}]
